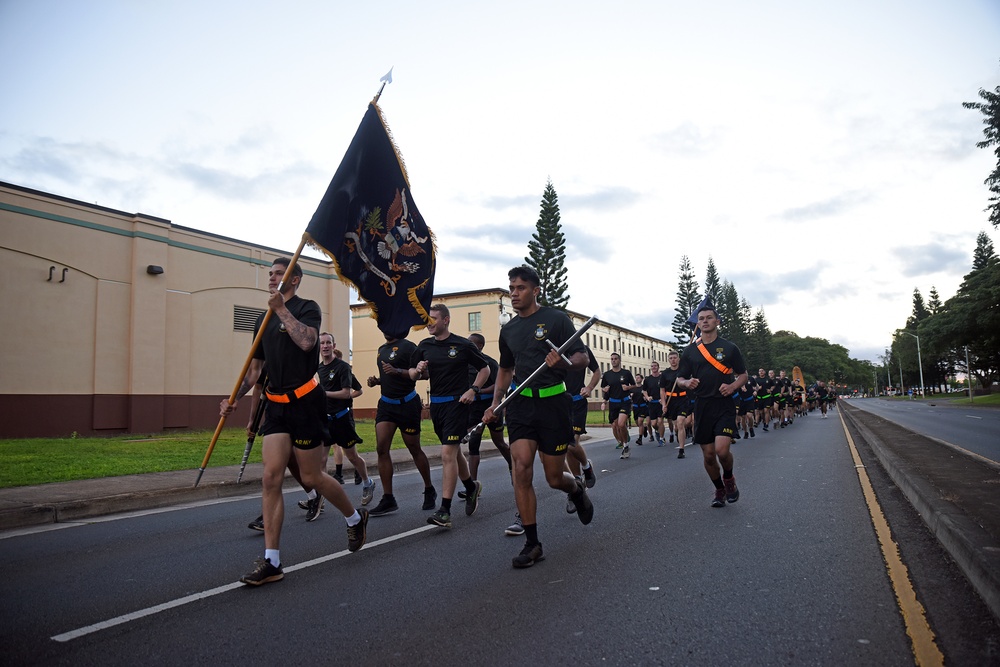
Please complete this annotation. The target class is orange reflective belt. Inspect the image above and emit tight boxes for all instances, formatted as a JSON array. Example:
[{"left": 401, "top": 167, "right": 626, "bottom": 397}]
[
  {"left": 696, "top": 343, "right": 732, "bottom": 375},
  {"left": 265, "top": 374, "right": 320, "bottom": 404},
  {"left": 665, "top": 391, "right": 686, "bottom": 397}
]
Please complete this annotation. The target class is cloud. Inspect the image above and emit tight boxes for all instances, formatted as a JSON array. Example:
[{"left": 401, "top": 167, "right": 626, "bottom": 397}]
[
  {"left": 777, "top": 191, "right": 873, "bottom": 222},
  {"left": 890, "top": 242, "right": 968, "bottom": 277},
  {"left": 561, "top": 187, "right": 642, "bottom": 212},
  {"left": 169, "top": 160, "right": 321, "bottom": 200},
  {"left": 481, "top": 193, "right": 539, "bottom": 210},
  {"left": 651, "top": 122, "right": 720, "bottom": 156}
]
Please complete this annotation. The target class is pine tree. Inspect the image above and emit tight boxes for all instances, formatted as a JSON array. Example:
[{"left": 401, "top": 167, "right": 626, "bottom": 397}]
[
  {"left": 927, "top": 286, "right": 942, "bottom": 315},
  {"left": 718, "top": 280, "right": 749, "bottom": 354},
  {"left": 972, "top": 230, "right": 997, "bottom": 271},
  {"left": 671, "top": 255, "right": 701, "bottom": 347},
  {"left": 964, "top": 76, "right": 1000, "bottom": 228},
  {"left": 524, "top": 179, "right": 569, "bottom": 309},
  {"left": 745, "top": 307, "right": 773, "bottom": 369},
  {"left": 704, "top": 257, "right": 721, "bottom": 303},
  {"left": 905, "top": 288, "right": 930, "bottom": 329}
]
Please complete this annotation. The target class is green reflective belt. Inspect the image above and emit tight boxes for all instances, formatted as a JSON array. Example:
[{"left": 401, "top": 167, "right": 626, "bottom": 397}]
[
  {"left": 759, "top": 393, "right": 771, "bottom": 399},
  {"left": 519, "top": 382, "right": 567, "bottom": 399}
]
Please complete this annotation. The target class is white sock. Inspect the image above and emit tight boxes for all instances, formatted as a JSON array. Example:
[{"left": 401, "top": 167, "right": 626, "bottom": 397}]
[
  {"left": 265, "top": 549, "right": 280, "bottom": 567},
  {"left": 345, "top": 510, "right": 361, "bottom": 527},
  {"left": 582, "top": 461, "right": 592, "bottom": 471},
  {"left": 363, "top": 478, "right": 374, "bottom": 488},
  {"left": 306, "top": 490, "right": 317, "bottom": 500}
]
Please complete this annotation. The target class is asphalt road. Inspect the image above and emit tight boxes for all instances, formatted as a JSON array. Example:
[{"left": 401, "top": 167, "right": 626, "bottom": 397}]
[
  {"left": 846, "top": 397, "right": 1000, "bottom": 463},
  {"left": 3, "top": 411, "right": 998, "bottom": 666}
]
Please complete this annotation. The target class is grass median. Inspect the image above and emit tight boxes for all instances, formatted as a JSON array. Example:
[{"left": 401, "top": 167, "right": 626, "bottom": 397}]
[{"left": 0, "top": 410, "right": 616, "bottom": 489}]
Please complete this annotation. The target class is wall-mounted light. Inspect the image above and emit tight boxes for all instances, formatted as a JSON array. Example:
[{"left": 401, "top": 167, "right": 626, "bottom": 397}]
[{"left": 146, "top": 265, "right": 164, "bottom": 275}]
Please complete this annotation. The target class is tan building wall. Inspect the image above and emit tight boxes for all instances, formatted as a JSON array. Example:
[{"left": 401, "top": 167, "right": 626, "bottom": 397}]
[
  {"left": 0, "top": 181, "right": 350, "bottom": 437},
  {"left": 349, "top": 288, "right": 675, "bottom": 417}
]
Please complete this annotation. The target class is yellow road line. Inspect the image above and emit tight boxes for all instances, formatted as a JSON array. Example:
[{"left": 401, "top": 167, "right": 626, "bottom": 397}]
[{"left": 838, "top": 411, "right": 944, "bottom": 666}]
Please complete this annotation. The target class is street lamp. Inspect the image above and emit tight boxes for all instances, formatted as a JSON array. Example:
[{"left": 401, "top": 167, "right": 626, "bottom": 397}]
[{"left": 897, "top": 330, "right": 925, "bottom": 398}]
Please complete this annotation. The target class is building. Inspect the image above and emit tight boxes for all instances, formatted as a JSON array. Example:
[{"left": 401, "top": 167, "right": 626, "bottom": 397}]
[
  {"left": 349, "top": 288, "right": 675, "bottom": 417},
  {"left": 0, "top": 181, "right": 350, "bottom": 437}
]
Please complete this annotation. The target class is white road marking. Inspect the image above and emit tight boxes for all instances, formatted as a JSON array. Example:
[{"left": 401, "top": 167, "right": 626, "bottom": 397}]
[{"left": 50, "top": 523, "right": 436, "bottom": 643}]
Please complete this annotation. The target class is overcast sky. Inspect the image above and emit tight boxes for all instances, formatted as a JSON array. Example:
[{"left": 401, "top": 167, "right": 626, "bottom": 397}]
[{"left": 2, "top": 0, "right": 998, "bottom": 362}]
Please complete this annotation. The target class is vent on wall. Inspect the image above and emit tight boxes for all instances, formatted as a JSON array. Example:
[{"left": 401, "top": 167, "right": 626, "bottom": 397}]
[{"left": 234, "top": 305, "right": 266, "bottom": 332}]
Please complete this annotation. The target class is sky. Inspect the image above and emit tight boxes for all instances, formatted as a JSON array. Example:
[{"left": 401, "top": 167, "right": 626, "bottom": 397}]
[{"left": 2, "top": 0, "right": 998, "bottom": 363}]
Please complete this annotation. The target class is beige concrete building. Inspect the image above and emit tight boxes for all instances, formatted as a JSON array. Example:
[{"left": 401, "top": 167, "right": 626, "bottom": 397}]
[
  {"left": 349, "top": 289, "right": 675, "bottom": 418},
  {"left": 0, "top": 181, "right": 350, "bottom": 437}
]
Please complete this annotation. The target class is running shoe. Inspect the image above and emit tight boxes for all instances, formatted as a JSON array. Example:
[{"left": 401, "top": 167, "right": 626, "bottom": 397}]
[
  {"left": 733, "top": 431, "right": 741, "bottom": 440},
  {"left": 505, "top": 513, "right": 524, "bottom": 536},
  {"left": 361, "top": 479, "right": 376, "bottom": 506},
  {"left": 512, "top": 542, "right": 544, "bottom": 569},
  {"left": 457, "top": 490, "right": 467, "bottom": 499},
  {"left": 569, "top": 479, "right": 594, "bottom": 525},
  {"left": 369, "top": 495, "right": 399, "bottom": 517},
  {"left": 305, "top": 495, "right": 325, "bottom": 522},
  {"left": 566, "top": 496, "right": 576, "bottom": 514},
  {"left": 465, "top": 480, "right": 483, "bottom": 516},
  {"left": 583, "top": 461, "right": 597, "bottom": 488},
  {"left": 635, "top": 436, "right": 643, "bottom": 445},
  {"left": 297, "top": 498, "right": 311, "bottom": 510},
  {"left": 248, "top": 515, "right": 264, "bottom": 532},
  {"left": 354, "top": 470, "right": 363, "bottom": 485},
  {"left": 669, "top": 433, "right": 675, "bottom": 443},
  {"left": 620, "top": 445, "right": 630, "bottom": 459},
  {"left": 749, "top": 427, "right": 755, "bottom": 438},
  {"left": 240, "top": 557, "right": 283, "bottom": 586},
  {"left": 711, "top": 488, "right": 727, "bottom": 508},
  {"left": 427, "top": 509, "right": 452, "bottom": 528},
  {"left": 422, "top": 487, "right": 438, "bottom": 510},
  {"left": 347, "top": 508, "right": 369, "bottom": 552},
  {"left": 677, "top": 448, "right": 685, "bottom": 459},
  {"left": 724, "top": 476, "right": 740, "bottom": 503},
  {"left": 333, "top": 472, "right": 345, "bottom": 484}
]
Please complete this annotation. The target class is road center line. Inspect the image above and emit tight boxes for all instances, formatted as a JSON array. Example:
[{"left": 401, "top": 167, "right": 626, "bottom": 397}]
[
  {"left": 838, "top": 411, "right": 944, "bottom": 667},
  {"left": 51, "top": 524, "right": 436, "bottom": 643}
]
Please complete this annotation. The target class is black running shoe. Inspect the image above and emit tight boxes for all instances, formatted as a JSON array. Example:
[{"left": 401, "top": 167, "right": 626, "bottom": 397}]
[
  {"left": 240, "top": 557, "right": 283, "bottom": 586},
  {"left": 465, "top": 480, "right": 483, "bottom": 516},
  {"left": 635, "top": 436, "right": 643, "bottom": 445},
  {"left": 457, "top": 490, "right": 467, "bottom": 499},
  {"left": 512, "top": 542, "right": 544, "bottom": 569},
  {"left": 305, "top": 495, "right": 325, "bottom": 522},
  {"left": 297, "top": 498, "right": 311, "bottom": 510},
  {"left": 583, "top": 461, "right": 597, "bottom": 488},
  {"left": 569, "top": 479, "right": 594, "bottom": 525},
  {"left": 750, "top": 427, "right": 755, "bottom": 438},
  {"left": 369, "top": 495, "right": 398, "bottom": 517},
  {"left": 711, "top": 488, "right": 727, "bottom": 508},
  {"left": 422, "top": 487, "right": 437, "bottom": 510},
  {"left": 762, "top": 424, "right": 769, "bottom": 432},
  {"left": 248, "top": 515, "right": 264, "bottom": 532},
  {"left": 669, "top": 433, "right": 674, "bottom": 443},
  {"left": 505, "top": 513, "right": 524, "bottom": 536},
  {"left": 333, "top": 472, "right": 345, "bottom": 484},
  {"left": 566, "top": 496, "right": 576, "bottom": 514},
  {"left": 620, "top": 445, "right": 630, "bottom": 459},
  {"left": 677, "top": 448, "right": 685, "bottom": 459},
  {"left": 354, "top": 470, "right": 363, "bottom": 485},
  {"left": 427, "top": 509, "right": 452, "bottom": 528},
  {"left": 724, "top": 476, "right": 740, "bottom": 503},
  {"left": 347, "top": 508, "right": 369, "bottom": 552},
  {"left": 733, "top": 431, "right": 741, "bottom": 440}
]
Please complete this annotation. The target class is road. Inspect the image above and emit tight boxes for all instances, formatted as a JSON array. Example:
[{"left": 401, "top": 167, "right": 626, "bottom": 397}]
[
  {"left": 3, "top": 411, "right": 999, "bottom": 666},
  {"left": 846, "top": 397, "right": 1000, "bottom": 464}
]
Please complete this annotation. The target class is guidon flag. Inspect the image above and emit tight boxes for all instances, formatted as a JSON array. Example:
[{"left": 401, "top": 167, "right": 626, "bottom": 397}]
[{"left": 305, "top": 102, "right": 435, "bottom": 339}]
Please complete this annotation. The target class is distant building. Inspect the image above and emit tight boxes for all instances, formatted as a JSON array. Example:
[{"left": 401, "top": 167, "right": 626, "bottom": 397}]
[
  {"left": 0, "top": 181, "right": 350, "bottom": 437},
  {"left": 349, "top": 289, "right": 675, "bottom": 417}
]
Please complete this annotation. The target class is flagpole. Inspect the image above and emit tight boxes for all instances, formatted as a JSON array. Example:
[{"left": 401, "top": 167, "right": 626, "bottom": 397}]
[{"left": 193, "top": 236, "right": 309, "bottom": 487}]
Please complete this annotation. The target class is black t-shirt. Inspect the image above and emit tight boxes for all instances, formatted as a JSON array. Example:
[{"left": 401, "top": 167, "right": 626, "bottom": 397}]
[
  {"left": 748, "top": 375, "right": 766, "bottom": 395},
  {"left": 659, "top": 368, "right": 684, "bottom": 397},
  {"left": 777, "top": 376, "right": 792, "bottom": 396},
  {"left": 252, "top": 295, "right": 321, "bottom": 392},
  {"left": 765, "top": 376, "right": 779, "bottom": 396},
  {"left": 318, "top": 357, "right": 354, "bottom": 413},
  {"left": 498, "top": 307, "right": 585, "bottom": 387},
  {"left": 377, "top": 338, "right": 418, "bottom": 399},
  {"left": 414, "top": 333, "right": 487, "bottom": 396},
  {"left": 642, "top": 374, "right": 661, "bottom": 401},
  {"left": 601, "top": 368, "right": 636, "bottom": 400},
  {"left": 565, "top": 347, "right": 599, "bottom": 395},
  {"left": 677, "top": 336, "right": 747, "bottom": 399},
  {"left": 631, "top": 385, "right": 645, "bottom": 404}
]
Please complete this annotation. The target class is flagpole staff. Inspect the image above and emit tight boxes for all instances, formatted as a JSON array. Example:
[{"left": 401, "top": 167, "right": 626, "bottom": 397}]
[
  {"left": 237, "top": 382, "right": 269, "bottom": 483},
  {"left": 461, "top": 315, "right": 598, "bottom": 444},
  {"left": 194, "top": 237, "right": 309, "bottom": 487},
  {"left": 373, "top": 67, "right": 393, "bottom": 104}
]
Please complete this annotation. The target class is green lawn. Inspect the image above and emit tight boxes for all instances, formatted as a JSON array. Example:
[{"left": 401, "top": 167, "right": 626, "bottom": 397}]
[{"left": 1, "top": 411, "right": 616, "bottom": 489}]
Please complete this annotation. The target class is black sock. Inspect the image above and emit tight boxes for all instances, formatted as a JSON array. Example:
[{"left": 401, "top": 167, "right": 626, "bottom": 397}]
[
  {"left": 723, "top": 469, "right": 733, "bottom": 479},
  {"left": 384, "top": 493, "right": 395, "bottom": 502},
  {"left": 462, "top": 477, "right": 476, "bottom": 494},
  {"left": 335, "top": 464, "right": 343, "bottom": 475},
  {"left": 441, "top": 497, "right": 452, "bottom": 512},
  {"left": 712, "top": 477, "right": 724, "bottom": 490},
  {"left": 524, "top": 523, "right": 539, "bottom": 545}
]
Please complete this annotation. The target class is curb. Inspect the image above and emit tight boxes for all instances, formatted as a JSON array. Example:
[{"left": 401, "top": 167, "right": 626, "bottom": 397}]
[{"left": 841, "top": 404, "right": 1000, "bottom": 622}]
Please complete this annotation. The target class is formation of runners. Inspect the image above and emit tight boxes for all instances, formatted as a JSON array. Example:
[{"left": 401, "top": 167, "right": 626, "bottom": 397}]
[{"left": 225, "top": 258, "right": 838, "bottom": 585}]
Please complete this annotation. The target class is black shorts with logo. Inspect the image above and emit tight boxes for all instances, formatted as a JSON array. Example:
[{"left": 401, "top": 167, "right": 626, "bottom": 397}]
[
  {"left": 692, "top": 397, "right": 737, "bottom": 445},
  {"left": 327, "top": 410, "right": 362, "bottom": 449},
  {"left": 507, "top": 392, "right": 574, "bottom": 456},
  {"left": 260, "top": 386, "right": 327, "bottom": 450},
  {"left": 430, "top": 399, "right": 470, "bottom": 445},
  {"left": 571, "top": 396, "right": 589, "bottom": 435},
  {"left": 647, "top": 401, "right": 663, "bottom": 420},
  {"left": 375, "top": 395, "right": 422, "bottom": 435}
]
